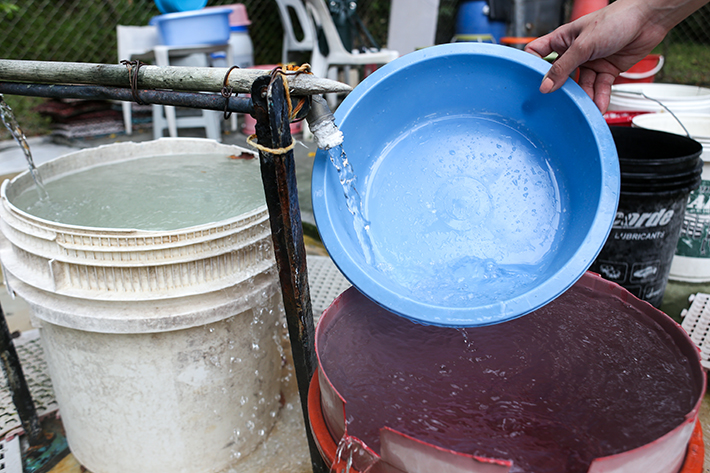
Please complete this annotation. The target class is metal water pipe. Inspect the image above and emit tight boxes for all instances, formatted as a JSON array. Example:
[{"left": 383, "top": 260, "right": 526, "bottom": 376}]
[{"left": 0, "top": 303, "right": 42, "bottom": 446}]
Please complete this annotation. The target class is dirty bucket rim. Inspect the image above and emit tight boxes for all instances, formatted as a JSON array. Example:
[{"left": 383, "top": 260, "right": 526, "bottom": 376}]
[
  {"left": 308, "top": 367, "right": 706, "bottom": 473},
  {"left": 2, "top": 139, "right": 268, "bottom": 235},
  {"left": 307, "top": 370, "right": 706, "bottom": 473}
]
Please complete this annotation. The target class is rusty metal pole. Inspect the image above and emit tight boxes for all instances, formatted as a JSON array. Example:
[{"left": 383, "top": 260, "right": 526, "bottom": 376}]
[
  {"left": 0, "top": 303, "right": 42, "bottom": 446},
  {"left": 251, "top": 75, "right": 326, "bottom": 473}
]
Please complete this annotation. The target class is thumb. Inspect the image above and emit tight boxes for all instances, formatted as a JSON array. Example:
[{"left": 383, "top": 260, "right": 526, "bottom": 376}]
[{"left": 539, "top": 48, "right": 586, "bottom": 94}]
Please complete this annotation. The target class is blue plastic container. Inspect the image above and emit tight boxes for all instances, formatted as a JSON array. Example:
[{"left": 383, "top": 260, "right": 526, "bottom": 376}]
[
  {"left": 312, "top": 43, "right": 620, "bottom": 327},
  {"left": 150, "top": 8, "right": 231, "bottom": 46},
  {"left": 455, "top": 1, "right": 507, "bottom": 44},
  {"left": 154, "top": 0, "right": 207, "bottom": 14}
]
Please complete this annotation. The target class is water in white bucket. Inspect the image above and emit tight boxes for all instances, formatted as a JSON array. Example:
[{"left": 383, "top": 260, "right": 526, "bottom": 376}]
[{"left": 11, "top": 152, "right": 264, "bottom": 230}]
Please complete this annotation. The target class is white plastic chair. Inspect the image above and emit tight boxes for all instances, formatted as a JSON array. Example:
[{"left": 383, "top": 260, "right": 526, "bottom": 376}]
[
  {"left": 117, "top": 25, "right": 158, "bottom": 136},
  {"left": 274, "top": 0, "right": 317, "bottom": 65},
  {"left": 116, "top": 25, "right": 231, "bottom": 141},
  {"left": 303, "top": 0, "right": 399, "bottom": 83}
]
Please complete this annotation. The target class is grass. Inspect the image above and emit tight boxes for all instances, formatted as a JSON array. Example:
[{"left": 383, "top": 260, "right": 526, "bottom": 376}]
[
  {"left": 655, "top": 42, "right": 710, "bottom": 87},
  {"left": 1, "top": 41, "right": 708, "bottom": 142}
]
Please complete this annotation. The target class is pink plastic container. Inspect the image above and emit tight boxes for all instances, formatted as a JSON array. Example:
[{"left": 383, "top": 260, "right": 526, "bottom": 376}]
[{"left": 240, "top": 65, "right": 303, "bottom": 136}]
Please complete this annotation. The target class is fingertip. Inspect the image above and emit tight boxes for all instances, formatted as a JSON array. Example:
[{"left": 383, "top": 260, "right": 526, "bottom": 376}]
[
  {"left": 524, "top": 44, "right": 543, "bottom": 59},
  {"left": 540, "top": 76, "right": 555, "bottom": 94},
  {"left": 595, "top": 92, "right": 611, "bottom": 114}
]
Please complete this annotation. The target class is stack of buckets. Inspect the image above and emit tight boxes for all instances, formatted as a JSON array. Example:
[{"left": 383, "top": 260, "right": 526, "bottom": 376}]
[
  {"left": 633, "top": 112, "right": 710, "bottom": 283},
  {"left": 594, "top": 83, "right": 710, "bottom": 304},
  {"left": 590, "top": 127, "right": 702, "bottom": 307},
  {"left": 0, "top": 139, "right": 285, "bottom": 473}
]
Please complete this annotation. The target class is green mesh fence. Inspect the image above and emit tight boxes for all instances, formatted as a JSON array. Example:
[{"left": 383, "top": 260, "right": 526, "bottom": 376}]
[
  {"left": 2, "top": 1, "right": 706, "bottom": 66},
  {"left": 0, "top": 0, "right": 708, "bottom": 139}
]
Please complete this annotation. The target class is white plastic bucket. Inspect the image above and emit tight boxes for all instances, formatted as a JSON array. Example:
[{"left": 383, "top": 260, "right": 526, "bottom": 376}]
[
  {"left": 609, "top": 83, "right": 710, "bottom": 114},
  {"left": 229, "top": 29, "right": 255, "bottom": 68},
  {"left": 631, "top": 113, "right": 710, "bottom": 282},
  {"left": 0, "top": 139, "right": 284, "bottom": 473}
]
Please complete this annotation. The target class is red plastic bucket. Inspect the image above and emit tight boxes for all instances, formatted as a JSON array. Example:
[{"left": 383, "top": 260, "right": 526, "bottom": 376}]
[
  {"left": 311, "top": 272, "right": 706, "bottom": 473},
  {"left": 569, "top": 0, "right": 608, "bottom": 21},
  {"left": 615, "top": 54, "right": 665, "bottom": 84},
  {"left": 604, "top": 110, "right": 651, "bottom": 127}
]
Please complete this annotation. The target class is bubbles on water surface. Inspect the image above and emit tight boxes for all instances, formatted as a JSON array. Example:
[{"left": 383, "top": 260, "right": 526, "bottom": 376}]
[
  {"left": 354, "top": 115, "right": 567, "bottom": 308},
  {"left": 10, "top": 153, "right": 265, "bottom": 230}
]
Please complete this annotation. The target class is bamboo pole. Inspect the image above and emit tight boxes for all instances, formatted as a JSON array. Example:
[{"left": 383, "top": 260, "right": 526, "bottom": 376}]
[{"left": 0, "top": 59, "right": 352, "bottom": 95}]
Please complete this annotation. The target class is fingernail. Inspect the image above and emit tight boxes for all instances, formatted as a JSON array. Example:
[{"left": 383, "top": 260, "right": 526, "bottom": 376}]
[{"left": 540, "top": 76, "right": 554, "bottom": 94}]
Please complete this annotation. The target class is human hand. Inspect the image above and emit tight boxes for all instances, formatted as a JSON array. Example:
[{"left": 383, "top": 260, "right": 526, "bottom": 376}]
[{"left": 525, "top": 0, "right": 707, "bottom": 112}]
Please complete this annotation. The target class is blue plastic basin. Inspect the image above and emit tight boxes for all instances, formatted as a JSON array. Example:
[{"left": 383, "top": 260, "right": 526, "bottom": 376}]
[
  {"left": 150, "top": 8, "right": 231, "bottom": 46},
  {"left": 154, "top": 0, "right": 207, "bottom": 14},
  {"left": 312, "top": 43, "right": 620, "bottom": 327}
]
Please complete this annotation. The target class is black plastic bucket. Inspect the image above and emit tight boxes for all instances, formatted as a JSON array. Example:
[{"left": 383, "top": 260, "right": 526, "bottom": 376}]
[
  {"left": 616, "top": 126, "right": 702, "bottom": 175},
  {"left": 621, "top": 173, "right": 702, "bottom": 193},
  {"left": 621, "top": 160, "right": 703, "bottom": 187},
  {"left": 590, "top": 127, "right": 703, "bottom": 307}
]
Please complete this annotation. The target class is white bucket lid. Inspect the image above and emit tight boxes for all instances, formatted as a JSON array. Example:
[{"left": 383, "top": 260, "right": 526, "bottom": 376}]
[{"left": 610, "top": 84, "right": 710, "bottom": 114}]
